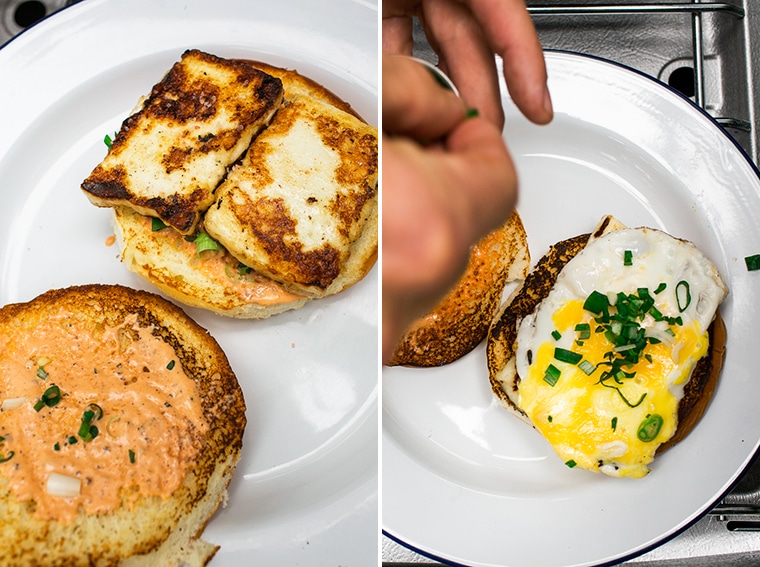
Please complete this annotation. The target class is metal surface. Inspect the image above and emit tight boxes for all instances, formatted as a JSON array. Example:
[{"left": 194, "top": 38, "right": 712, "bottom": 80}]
[{"left": 385, "top": 1, "right": 760, "bottom": 565}]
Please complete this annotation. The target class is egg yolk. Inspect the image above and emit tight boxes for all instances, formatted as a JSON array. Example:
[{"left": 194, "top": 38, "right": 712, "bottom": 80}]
[{"left": 518, "top": 298, "right": 709, "bottom": 478}]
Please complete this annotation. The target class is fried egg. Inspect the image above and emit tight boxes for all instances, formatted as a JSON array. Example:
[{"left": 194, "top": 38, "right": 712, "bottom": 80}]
[{"left": 514, "top": 226, "right": 728, "bottom": 478}]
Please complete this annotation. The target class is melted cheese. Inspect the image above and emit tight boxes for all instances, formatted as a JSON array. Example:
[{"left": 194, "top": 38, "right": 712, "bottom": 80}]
[{"left": 0, "top": 311, "right": 207, "bottom": 523}]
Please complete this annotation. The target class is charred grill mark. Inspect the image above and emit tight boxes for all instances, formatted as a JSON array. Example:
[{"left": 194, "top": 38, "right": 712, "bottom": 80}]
[
  {"left": 81, "top": 165, "right": 130, "bottom": 199},
  {"left": 236, "top": 196, "right": 341, "bottom": 288}
]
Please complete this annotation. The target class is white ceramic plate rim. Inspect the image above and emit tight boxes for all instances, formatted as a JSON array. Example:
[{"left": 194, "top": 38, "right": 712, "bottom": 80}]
[
  {"left": 0, "top": 1, "right": 378, "bottom": 565},
  {"left": 383, "top": 50, "right": 760, "bottom": 567}
]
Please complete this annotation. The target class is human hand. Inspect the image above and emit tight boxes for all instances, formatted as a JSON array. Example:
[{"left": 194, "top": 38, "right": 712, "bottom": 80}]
[
  {"left": 382, "top": 56, "right": 517, "bottom": 363},
  {"left": 383, "top": 0, "right": 552, "bottom": 128}
]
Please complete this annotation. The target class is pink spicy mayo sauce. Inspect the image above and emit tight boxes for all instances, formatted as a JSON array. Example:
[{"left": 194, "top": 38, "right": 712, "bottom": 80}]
[
  {"left": 0, "top": 310, "right": 207, "bottom": 523},
  {"left": 146, "top": 216, "right": 305, "bottom": 306}
]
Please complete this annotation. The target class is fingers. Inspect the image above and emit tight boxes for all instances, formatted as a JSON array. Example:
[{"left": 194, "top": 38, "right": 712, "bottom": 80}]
[
  {"left": 468, "top": 0, "right": 553, "bottom": 125},
  {"left": 381, "top": 117, "right": 517, "bottom": 362},
  {"left": 383, "top": 55, "right": 469, "bottom": 141},
  {"left": 420, "top": 0, "right": 506, "bottom": 127}
]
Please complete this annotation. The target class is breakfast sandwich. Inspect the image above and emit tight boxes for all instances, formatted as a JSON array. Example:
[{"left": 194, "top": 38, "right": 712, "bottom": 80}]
[
  {"left": 81, "top": 49, "right": 284, "bottom": 235},
  {"left": 388, "top": 212, "right": 530, "bottom": 367},
  {"left": 0, "top": 284, "right": 246, "bottom": 565},
  {"left": 85, "top": 53, "right": 378, "bottom": 318},
  {"left": 487, "top": 216, "right": 728, "bottom": 478}
]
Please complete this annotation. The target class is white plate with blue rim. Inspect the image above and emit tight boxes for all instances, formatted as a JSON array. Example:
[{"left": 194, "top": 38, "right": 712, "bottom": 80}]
[
  {"left": 383, "top": 50, "right": 760, "bottom": 567},
  {"left": 0, "top": 0, "right": 378, "bottom": 565}
]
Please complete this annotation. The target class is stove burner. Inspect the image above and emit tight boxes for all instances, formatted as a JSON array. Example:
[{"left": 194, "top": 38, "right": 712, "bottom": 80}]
[{"left": 0, "top": 0, "right": 73, "bottom": 46}]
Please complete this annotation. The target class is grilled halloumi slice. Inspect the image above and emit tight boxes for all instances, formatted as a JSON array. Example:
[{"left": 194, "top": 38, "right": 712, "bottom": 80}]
[
  {"left": 81, "top": 49, "right": 284, "bottom": 235},
  {"left": 203, "top": 95, "right": 378, "bottom": 298}
]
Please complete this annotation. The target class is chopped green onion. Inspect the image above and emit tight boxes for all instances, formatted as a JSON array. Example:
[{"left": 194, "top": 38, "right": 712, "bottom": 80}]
[
  {"left": 167, "top": 360, "right": 176, "bottom": 371},
  {"left": 36, "top": 366, "right": 49, "bottom": 380},
  {"left": 78, "top": 405, "right": 103, "bottom": 442},
  {"left": 547, "top": 415, "right": 553, "bottom": 423},
  {"left": 611, "top": 417, "right": 618, "bottom": 431},
  {"left": 583, "top": 291, "right": 609, "bottom": 315},
  {"left": 637, "top": 414, "right": 664, "bottom": 442},
  {"left": 68, "top": 436, "right": 77, "bottom": 445},
  {"left": 54, "top": 442, "right": 60, "bottom": 451},
  {"left": 551, "top": 330, "right": 562, "bottom": 341},
  {"left": 654, "top": 282, "right": 667, "bottom": 294},
  {"left": 129, "top": 449, "right": 136, "bottom": 464},
  {"left": 746, "top": 254, "right": 760, "bottom": 271},
  {"left": 237, "top": 263, "right": 252, "bottom": 276},
  {"left": 104, "top": 132, "right": 117, "bottom": 148},
  {"left": 151, "top": 217, "right": 168, "bottom": 231},
  {"left": 192, "top": 232, "right": 222, "bottom": 255},
  {"left": 623, "top": 250, "right": 633, "bottom": 266},
  {"left": 578, "top": 360, "right": 597, "bottom": 375},
  {"left": 0, "top": 450, "right": 15, "bottom": 463},
  {"left": 554, "top": 347, "right": 582, "bottom": 365},
  {"left": 575, "top": 323, "right": 591, "bottom": 340},
  {"left": 565, "top": 459, "right": 577, "bottom": 468},
  {"left": 86, "top": 403, "right": 103, "bottom": 421},
  {"left": 544, "top": 364, "right": 561, "bottom": 387},
  {"left": 34, "top": 385, "right": 61, "bottom": 412},
  {"left": 675, "top": 280, "right": 691, "bottom": 312}
]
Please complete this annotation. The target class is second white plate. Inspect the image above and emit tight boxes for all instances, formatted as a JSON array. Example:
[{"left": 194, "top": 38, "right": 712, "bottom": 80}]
[{"left": 383, "top": 51, "right": 760, "bottom": 567}]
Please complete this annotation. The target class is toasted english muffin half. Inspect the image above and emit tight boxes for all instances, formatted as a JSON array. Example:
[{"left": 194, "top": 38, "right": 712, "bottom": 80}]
[
  {"left": 203, "top": 94, "right": 378, "bottom": 298},
  {"left": 0, "top": 284, "right": 245, "bottom": 566},
  {"left": 114, "top": 206, "right": 309, "bottom": 319},
  {"left": 486, "top": 216, "right": 727, "bottom": 465},
  {"left": 389, "top": 212, "right": 531, "bottom": 367},
  {"left": 81, "top": 49, "right": 284, "bottom": 235}
]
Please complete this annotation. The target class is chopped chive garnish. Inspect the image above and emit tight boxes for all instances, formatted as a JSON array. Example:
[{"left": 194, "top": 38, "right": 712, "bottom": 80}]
[
  {"left": 167, "top": 360, "right": 176, "bottom": 370},
  {"left": 151, "top": 217, "right": 168, "bottom": 231},
  {"left": 86, "top": 403, "right": 103, "bottom": 421},
  {"left": 565, "top": 459, "right": 577, "bottom": 468},
  {"left": 746, "top": 254, "right": 760, "bottom": 271},
  {"left": 36, "top": 366, "right": 49, "bottom": 380},
  {"left": 0, "top": 451, "right": 14, "bottom": 463},
  {"left": 129, "top": 449, "right": 136, "bottom": 464},
  {"left": 551, "top": 330, "right": 562, "bottom": 341},
  {"left": 192, "top": 232, "right": 222, "bottom": 255},
  {"left": 34, "top": 385, "right": 61, "bottom": 412},
  {"left": 104, "top": 133, "right": 116, "bottom": 148},
  {"left": 68, "top": 436, "right": 77, "bottom": 445},
  {"left": 574, "top": 323, "right": 591, "bottom": 340},
  {"left": 78, "top": 405, "right": 103, "bottom": 442},
  {"left": 637, "top": 414, "right": 664, "bottom": 442},
  {"left": 676, "top": 280, "right": 691, "bottom": 312},
  {"left": 611, "top": 417, "right": 618, "bottom": 431},
  {"left": 237, "top": 263, "right": 252, "bottom": 276},
  {"left": 654, "top": 282, "right": 667, "bottom": 294},
  {"left": 544, "top": 364, "right": 561, "bottom": 386},
  {"left": 623, "top": 250, "right": 633, "bottom": 266},
  {"left": 583, "top": 290, "right": 609, "bottom": 315},
  {"left": 54, "top": 442, "right": 60, "bottom": 451},
  {"left": 548, "top": 415, "right": 553, "bottom": 423},
  {"left": 578, "top": 360, "right": 596, "bottom": 375},
  {"left": 554, "top": 347, "right": 582, "bottom": 365}
]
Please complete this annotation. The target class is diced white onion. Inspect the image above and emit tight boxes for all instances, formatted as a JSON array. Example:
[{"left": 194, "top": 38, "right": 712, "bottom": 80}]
[
  {"left": 1, "top": 397, "right": 27, "bottom": 411},
  {"left": 46, "top": 472, "right": 81, "bottom": 498}
]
